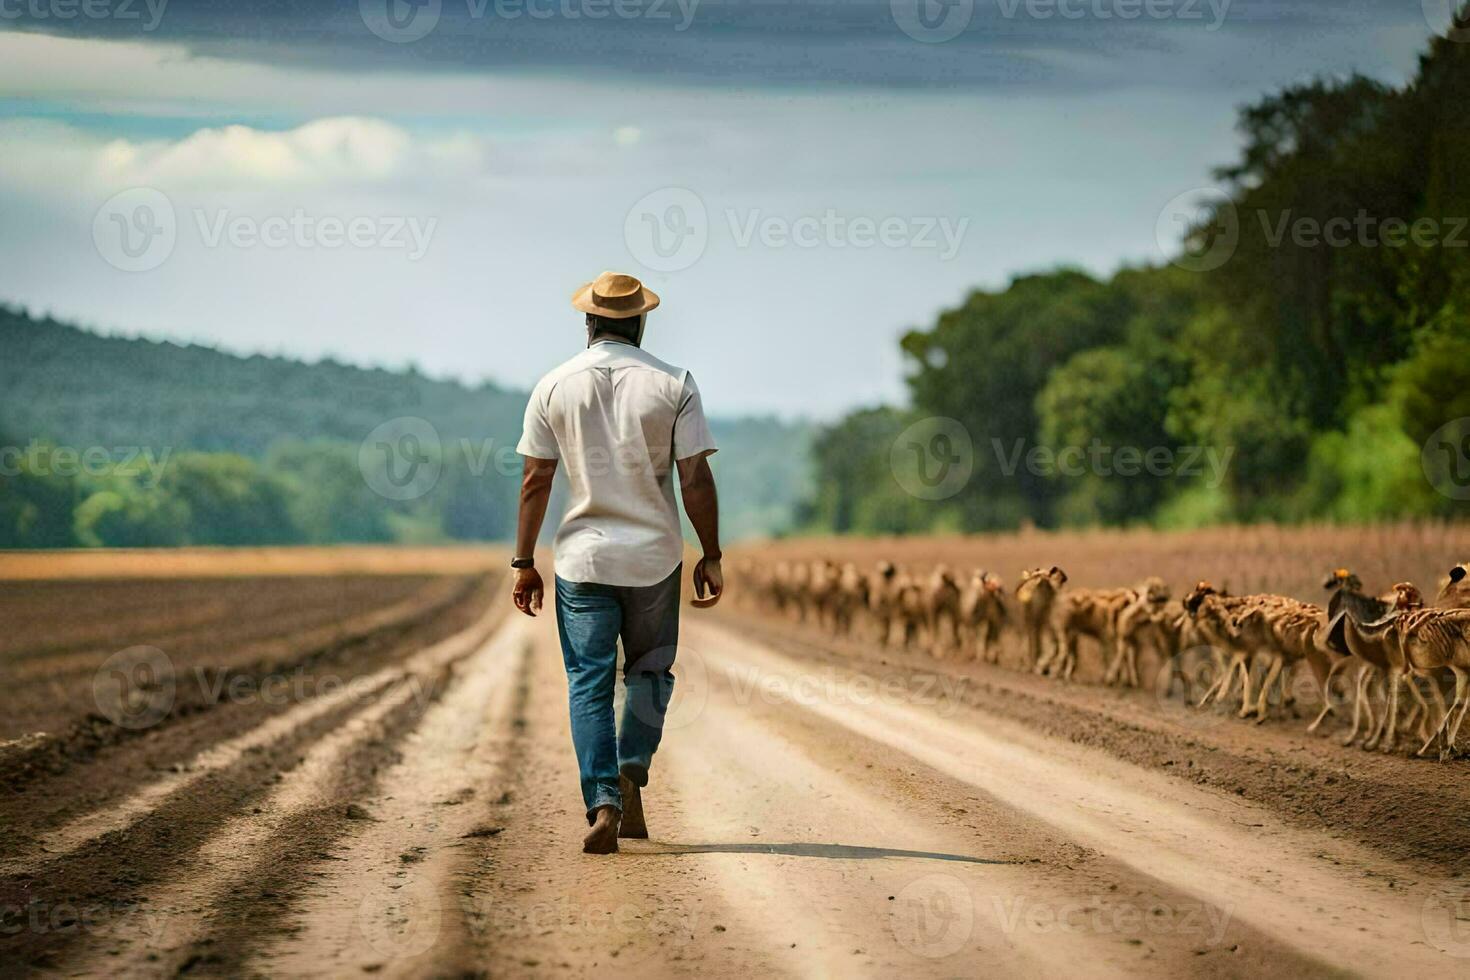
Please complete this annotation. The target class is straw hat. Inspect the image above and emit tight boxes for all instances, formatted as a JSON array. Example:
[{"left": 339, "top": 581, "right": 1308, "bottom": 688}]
[{"left": 571, "top": 271, "right": 660, "bottom": 318}]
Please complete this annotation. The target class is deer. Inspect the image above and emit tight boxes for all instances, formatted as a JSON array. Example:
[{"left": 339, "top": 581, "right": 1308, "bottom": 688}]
[
  {"left": 1183, "top": 582, "right": 1293, "bottom": 716},
  {"left": 1049, "top": 586, "right": 1134, "bottom": 681},
  {"left": 1103, "top": 578, "right": 1173, "bottom": 688},
  {"left": 1312, "top": 569, "right": 1395, "bottom": 740},
  {"left": 867, "top": 561, "right": 902, "bottom": 647},
  {"left": 925, "top": 565, "right": 964, "bottom": 656},
  {"left": 1150, "top": 605, "right": 1212, "bottom": 705},
  {"left": 958, "top": 570, "right": 1008, "bottom": 663},
  {"left": 1380, "top": 583, "right": 1470, "bottom": 759},
  {"left": 1233, "top": 597, "right": 1330, "bottom": 722},
  {"left": 806, "top": 559, "right": 841, "bottom": 631},
  {"left": 1017, "top": 566, "right": 1067, "bottom": 673},
  {"left": 895, "top": 570, "right": 927, "bottom": 651}
]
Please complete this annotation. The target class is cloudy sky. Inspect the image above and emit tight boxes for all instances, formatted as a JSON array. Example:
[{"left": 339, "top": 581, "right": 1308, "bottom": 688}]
[{"left": 0, "top": 0, "right": 1444, "bottom": 417}]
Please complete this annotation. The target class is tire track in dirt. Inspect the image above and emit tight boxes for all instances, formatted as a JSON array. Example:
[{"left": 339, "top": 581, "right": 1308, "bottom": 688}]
[
  {"left": 461, "top": 616, "right": 791, "bottom": 978},
  {"left": 245, "top": 615, "right": 534, "bottom": 977},
  {"left": 725, "top": 608, "right": 1470, "bottom": 873},
  {"left": 52, "top": 674, "right": 434, "bottom": 976},
  {"left": 662, "top": 652, "right": 1331, "bottom": 977},
  {"left": 0, "top": 576, "right": 487, "bottom": 800},
  {"left": 465, "top": 615, "right": 1308, "bottom": 978},
  {"left": 0, "top": 604, "right": 505, "bottom": 879},
  {"left": 688, "top": 620, "right": 1466, "bottom": 977}
]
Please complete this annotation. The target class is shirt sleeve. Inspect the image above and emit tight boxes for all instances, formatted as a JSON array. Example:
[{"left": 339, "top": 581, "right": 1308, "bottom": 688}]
[
  {"left": 673, "top": 372, "right": 718, "bottom": 461},
  {"left": 516, "top": 383, "right": 560, "bottom": 459}
]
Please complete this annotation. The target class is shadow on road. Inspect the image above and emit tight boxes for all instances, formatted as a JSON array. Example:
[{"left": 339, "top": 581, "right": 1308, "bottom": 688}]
[{"left": 624, "top": 841, "right": 1017, "bottom": 864}]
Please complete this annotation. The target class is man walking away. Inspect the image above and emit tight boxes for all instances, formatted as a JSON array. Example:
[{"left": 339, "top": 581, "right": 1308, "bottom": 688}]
[{"left": 511, "top": 271, "right": 724, "bottom": 854}]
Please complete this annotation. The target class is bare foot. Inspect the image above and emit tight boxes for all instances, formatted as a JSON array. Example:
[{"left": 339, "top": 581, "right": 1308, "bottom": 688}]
[{"left": 583, "top": 805, "right": 620, "bottom": 854}]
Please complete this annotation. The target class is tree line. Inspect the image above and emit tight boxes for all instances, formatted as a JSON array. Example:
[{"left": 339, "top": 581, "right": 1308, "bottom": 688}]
[
  {"left": 0, "top": 311, "right": 809, "bottom": 548},
  {"left": 799, "top": 20, "right": 1470, "bottom": 535}
]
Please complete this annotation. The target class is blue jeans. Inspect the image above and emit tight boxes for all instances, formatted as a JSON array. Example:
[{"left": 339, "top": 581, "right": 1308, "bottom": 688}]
[{"left": 555, "top": 565, "right": 680, "bottom": 822}]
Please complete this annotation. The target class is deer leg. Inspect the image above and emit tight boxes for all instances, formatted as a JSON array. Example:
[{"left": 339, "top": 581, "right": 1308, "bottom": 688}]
[
  {"left": 1343, "top": 665, "right": 1372, "bottom": 746},
  {"left": 1443, "top": 667, "right": 1470, "bottom": 760},
  {"left": 1379, "top": 670, "right": 1404, "bottom": 754},
  {"left": 1196, "top": 651, "right": 1230, "bottom": 708},
  {"left": 1310, "top": 658, "right": 1347, "bottom": 734},
  {"left": 1363, "top": 670, "right": 1382, "bottom": 746},
  {"left": 1426, "top": 675, "right": 1448, "bottom": 744},
  {"left": 1310, "top": 657, "right": 1348, "bottom": 732},
  {"left": 1420, "top": 667, "right": 1464, "bottom": 760},
  {"left": 1308, "top": 690, "right": 1333, "bottom": 734},
  {"left": 1401, "top": 679, "right": 1429, "bottom": 745},
  {"left": 1251, "top": 655, "right": 1283, "bottom": 723},
  {"left": 1102, "top": 627, "right": 1127, "bottom": 686},
  {"left": 1237, "top": 653, "right": 1259, "bottom": 718}
]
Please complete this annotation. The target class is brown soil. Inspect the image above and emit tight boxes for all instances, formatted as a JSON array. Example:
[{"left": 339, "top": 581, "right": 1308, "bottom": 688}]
[{"left": 4, "top": 543, "right": 1469, "bottom": 978}]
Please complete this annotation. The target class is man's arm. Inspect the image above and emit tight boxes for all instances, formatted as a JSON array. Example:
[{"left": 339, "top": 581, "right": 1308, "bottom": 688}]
[
  {"left": 512, "top": 456, "right": 557, "bottom": 616},
  {"left": 676, "top": 453, "right": 723, "bottom": 608}
]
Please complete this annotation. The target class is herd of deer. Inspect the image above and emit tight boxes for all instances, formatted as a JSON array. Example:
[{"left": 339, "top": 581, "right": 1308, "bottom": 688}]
[{"left": 735, "top": 558, "right": 1470, "bottom": 760}]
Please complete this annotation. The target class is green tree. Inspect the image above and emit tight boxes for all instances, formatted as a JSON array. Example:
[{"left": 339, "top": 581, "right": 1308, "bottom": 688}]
[
  {"left": 900, "top": 269, "right": 1134, "bottom": 529},
  {"left": 161, "top": 453, "right": 302, "bottom": 545},
  {"left": 0, "top": 440, "right": 79, "bottom": 547}
]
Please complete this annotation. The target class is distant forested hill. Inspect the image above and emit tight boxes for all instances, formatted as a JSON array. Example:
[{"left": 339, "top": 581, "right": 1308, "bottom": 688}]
[{"left": 0, "top": 308, "right": 811, "bottom": 546}]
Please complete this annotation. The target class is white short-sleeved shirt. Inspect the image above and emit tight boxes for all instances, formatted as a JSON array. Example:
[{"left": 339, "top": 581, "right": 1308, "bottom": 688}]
[{"left": 517, "top": 340, "right": 717, "bottom": 586}]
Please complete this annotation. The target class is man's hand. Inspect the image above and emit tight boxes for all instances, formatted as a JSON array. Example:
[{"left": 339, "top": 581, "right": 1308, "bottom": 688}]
[
  {"left": 691, "top": 557, "right": 723, "bottom": 609},
  {"left": 512, "top": 566, "right": 545, "bottom": 617}
]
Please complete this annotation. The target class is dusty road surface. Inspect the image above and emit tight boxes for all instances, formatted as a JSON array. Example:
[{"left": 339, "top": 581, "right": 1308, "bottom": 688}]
[{"left": 4, "top": 566, "right": 1470, "bottom": 978}]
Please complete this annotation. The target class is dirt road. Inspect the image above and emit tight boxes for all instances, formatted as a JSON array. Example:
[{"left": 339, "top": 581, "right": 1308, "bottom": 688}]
[{"left": 6, "top": 577, "right": 1467, "bottom": 977}]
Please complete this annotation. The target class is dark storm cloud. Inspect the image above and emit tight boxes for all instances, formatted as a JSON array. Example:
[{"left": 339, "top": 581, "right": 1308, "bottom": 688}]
[{"left": 0, "top": 0, "right": 1431, "bottom": 90}]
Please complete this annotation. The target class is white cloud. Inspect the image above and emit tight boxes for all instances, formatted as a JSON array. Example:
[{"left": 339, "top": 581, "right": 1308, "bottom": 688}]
[{"left": 89, "top": 117, "right": 491, "bottom": 188}]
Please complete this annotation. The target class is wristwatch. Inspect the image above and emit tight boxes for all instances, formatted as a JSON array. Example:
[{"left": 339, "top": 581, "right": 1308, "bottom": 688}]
[{"left": 510, "top": 556, "right": 535, "bottom": 569}]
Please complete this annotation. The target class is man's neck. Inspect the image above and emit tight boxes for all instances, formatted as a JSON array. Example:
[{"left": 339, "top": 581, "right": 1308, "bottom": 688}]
[{"left": 589, "top": 335, "right": 639, "bottom": 348}]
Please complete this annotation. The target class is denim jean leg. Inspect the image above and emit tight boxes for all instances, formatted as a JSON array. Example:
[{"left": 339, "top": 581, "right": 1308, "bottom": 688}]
[
  {"left": 616, "top": 565, "right": 681, "bottom": 778},
  {"left": 554, "top": 578, "right": 624, "bottom": 820}
]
